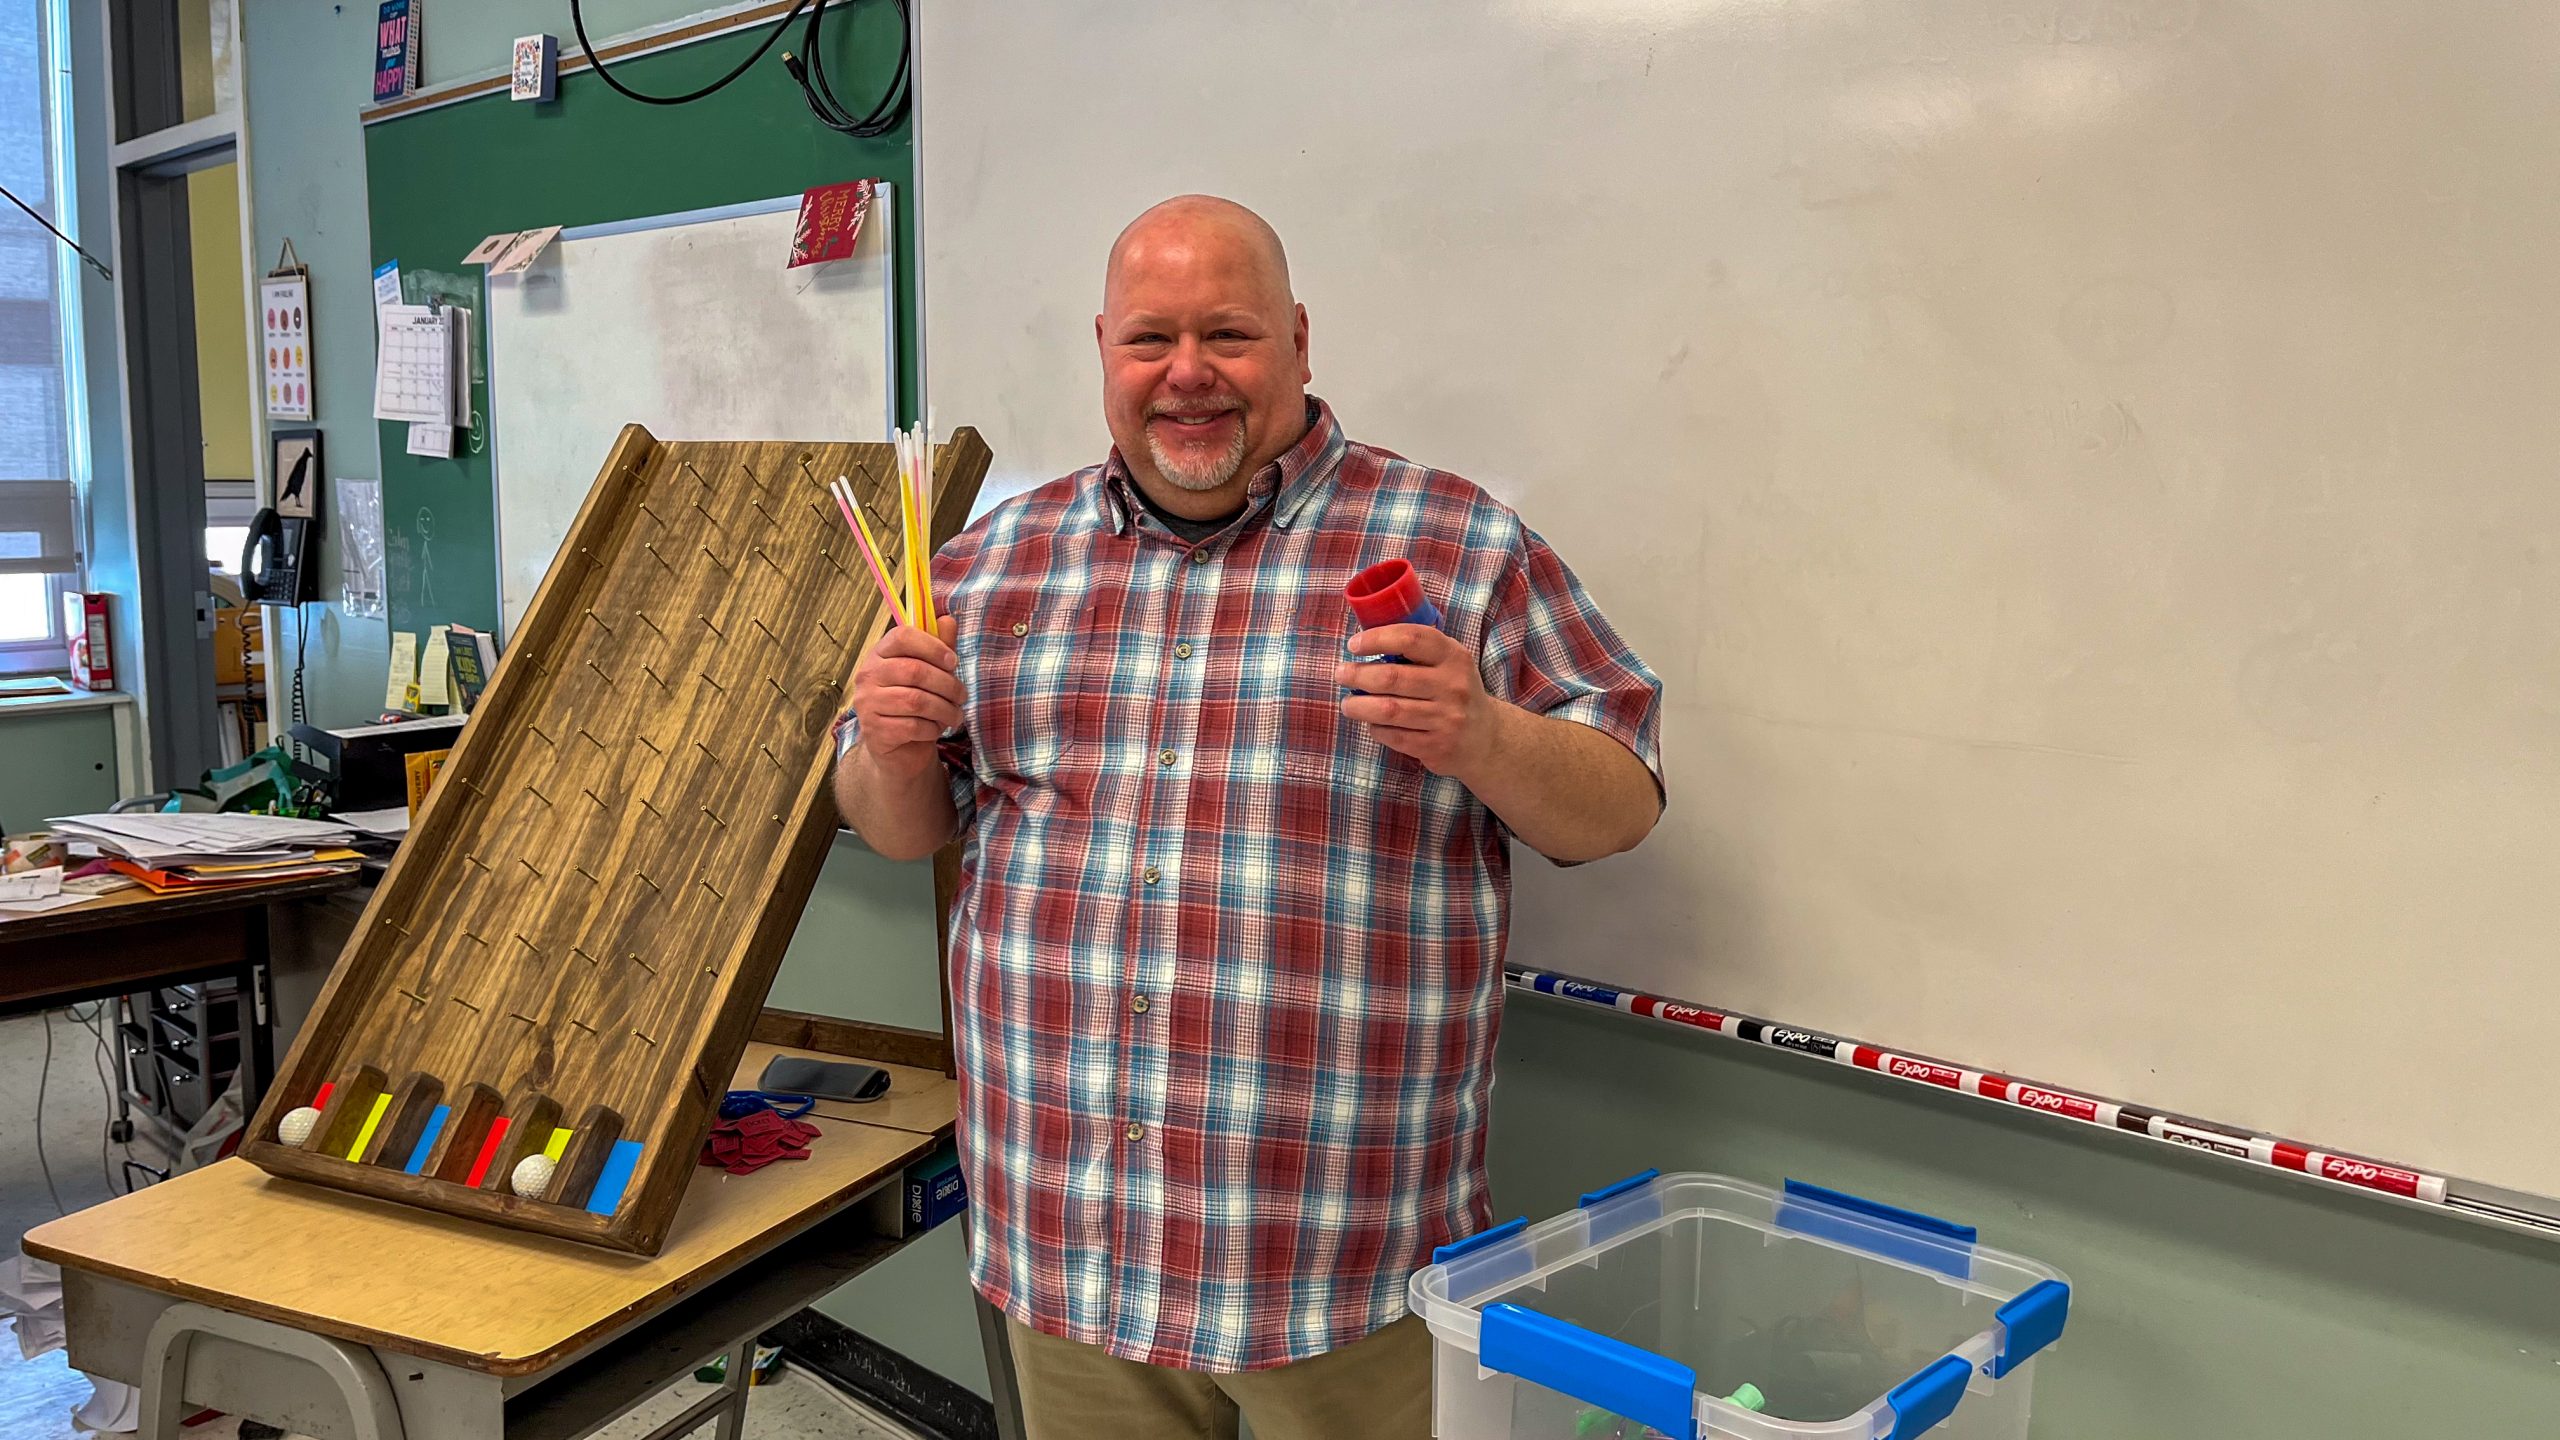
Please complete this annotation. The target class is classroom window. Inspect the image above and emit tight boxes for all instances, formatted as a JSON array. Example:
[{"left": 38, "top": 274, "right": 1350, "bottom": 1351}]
[{"left": 0, "top": 0, "right": 88, "bottom": 673}]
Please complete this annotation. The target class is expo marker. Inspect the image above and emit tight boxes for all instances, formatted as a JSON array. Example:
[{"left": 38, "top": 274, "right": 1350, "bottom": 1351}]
[{"left": 1509, "top": 966, "right": 2459, "bottom": 1216}]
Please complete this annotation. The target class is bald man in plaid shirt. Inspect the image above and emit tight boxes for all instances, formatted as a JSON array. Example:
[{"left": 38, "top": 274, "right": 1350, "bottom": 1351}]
[{"left": 836, "top": 196, "right": 1664, "bottom": 1440}]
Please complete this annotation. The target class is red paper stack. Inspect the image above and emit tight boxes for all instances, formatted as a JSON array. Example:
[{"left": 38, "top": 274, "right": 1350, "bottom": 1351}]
[{"left": 699, "top": 1106, "right": 821, "bottom": 1175}]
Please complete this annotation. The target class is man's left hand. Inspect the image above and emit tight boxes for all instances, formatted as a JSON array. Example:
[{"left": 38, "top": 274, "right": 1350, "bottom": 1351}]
[{"left": 1336, "top": 625, "right": 1509, "bottom": 780}]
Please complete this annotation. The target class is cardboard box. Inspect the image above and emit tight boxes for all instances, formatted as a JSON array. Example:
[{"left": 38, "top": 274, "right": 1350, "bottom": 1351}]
[
  {"left": 61, "top": 591, "right": 113, "bottom": 690},
  {"left": 905, "top": 1148, "right": 966, "bottom": 1233},
  {"left": 403, "top": 747, "right": 450, "bottom": 817}
]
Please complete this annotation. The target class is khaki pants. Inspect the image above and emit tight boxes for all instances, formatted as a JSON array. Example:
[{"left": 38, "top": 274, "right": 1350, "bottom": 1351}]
[{"left": 1006, "top": 1314, "right": 1434, "bottom": 1440}]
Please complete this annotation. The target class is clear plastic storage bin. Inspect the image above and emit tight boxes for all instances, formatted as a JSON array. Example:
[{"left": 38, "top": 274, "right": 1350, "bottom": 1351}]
[{"left": 1409, "top": 1171, "right": 2070, "bottom": 1440}]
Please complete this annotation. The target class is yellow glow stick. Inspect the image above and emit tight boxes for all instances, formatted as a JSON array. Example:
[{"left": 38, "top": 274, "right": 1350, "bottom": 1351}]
[{"left": 899, "top": 428, "right": 936, "bottom": 632}]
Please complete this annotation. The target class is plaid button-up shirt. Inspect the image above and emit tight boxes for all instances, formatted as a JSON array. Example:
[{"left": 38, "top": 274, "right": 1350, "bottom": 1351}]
[{"left": 847, "top": 399, "right": 1664, "bottom": 1371}]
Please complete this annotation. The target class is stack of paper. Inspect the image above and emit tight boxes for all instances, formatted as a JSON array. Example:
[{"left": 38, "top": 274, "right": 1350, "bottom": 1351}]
[
  {"left": 0, "top": 866, "right": 93, "bottom": 919},
  {"left": 47, "top": 813, "right": 363, "bottom": 893},
  {"left": 328, "top": 806, "right": 414, "bottom": 841}
]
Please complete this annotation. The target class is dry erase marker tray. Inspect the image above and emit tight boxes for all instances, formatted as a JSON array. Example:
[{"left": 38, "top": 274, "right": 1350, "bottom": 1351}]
[{"left": 241, "top": 425, "right": 988, "bottom": 1254}]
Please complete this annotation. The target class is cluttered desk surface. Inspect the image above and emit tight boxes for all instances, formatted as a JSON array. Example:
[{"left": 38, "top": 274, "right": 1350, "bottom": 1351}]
[
  {"left": 23, "top": 1043, "right": 957, "bottom": 1376},
  {"left": 0, "top": 869, "right": 360, "bottom": 945},
  {"left": 1, "top": 812, "right": 375, "bottom": 935}
]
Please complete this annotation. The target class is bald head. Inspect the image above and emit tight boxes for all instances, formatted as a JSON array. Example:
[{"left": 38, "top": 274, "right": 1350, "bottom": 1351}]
[
  {"left": 1095, "top": 196, "right": 1313, "bottom": 515},
  {"left": 1105, "top": 195, "right": 1294, "bottom": 313}
]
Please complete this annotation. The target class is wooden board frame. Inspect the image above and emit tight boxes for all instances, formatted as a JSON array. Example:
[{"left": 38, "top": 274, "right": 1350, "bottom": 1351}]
[{"left": 243, "top": 425, "right": 989, "bottom": 1253}]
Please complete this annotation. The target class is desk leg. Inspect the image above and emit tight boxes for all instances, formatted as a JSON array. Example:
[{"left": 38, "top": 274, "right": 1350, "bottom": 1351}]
[
  {"left": 712, "top": 1338, "right": 754, "bottom": 1440},
  {"left": 967, "top": 1213, "right": 1027, "bottom": 1440},
  {"left": 241, "top": 906, "right": 275, "bottom": 1112}
]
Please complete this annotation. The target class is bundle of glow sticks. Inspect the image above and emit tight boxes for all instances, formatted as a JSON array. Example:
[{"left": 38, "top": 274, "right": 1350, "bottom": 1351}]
[{"left": 828, "top": 424, "right": 938, "bottom": 633}]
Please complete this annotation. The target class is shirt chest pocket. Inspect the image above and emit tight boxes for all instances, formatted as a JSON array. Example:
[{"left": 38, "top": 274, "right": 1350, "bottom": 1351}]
[
  {"left": 967, "top": 597, "right": 1105, "bottom": 793},
  {"left": 1254, "top": 612, "right": 1422, "bottom": 799}
]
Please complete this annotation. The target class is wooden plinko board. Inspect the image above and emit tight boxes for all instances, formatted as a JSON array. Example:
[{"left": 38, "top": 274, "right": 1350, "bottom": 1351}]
[{"left": 242, "top": 426, "right": 989, "bottom": 1253}]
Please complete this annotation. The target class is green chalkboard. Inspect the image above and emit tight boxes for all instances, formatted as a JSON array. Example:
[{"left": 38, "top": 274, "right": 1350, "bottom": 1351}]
[{"left": 362, "top": 5, "right": 915, "bottom": 638}]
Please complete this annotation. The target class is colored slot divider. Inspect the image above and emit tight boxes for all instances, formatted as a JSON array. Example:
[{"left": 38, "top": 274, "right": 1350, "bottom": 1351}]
[
  {"left": 312, "top": 1081, "right": 335, "bottom": 1110},
  {"left": 584, "top": 1139, "right": 645, "bottom": 1217},
  {"left": 402, "top": 1105, "right": 452, "bottom": 1175},
  {"left": 543, "top": 1127, "right": 573, "bottom": 1163},
  {"left": 345, "top": 1094, "right": 393, "bottom": 1161},
  {"left": 1509, "top": 967, "right": 2458, "bottom": 1212},
  {"left": 462, "top": 1117, "right": 512, "bottom": 1189}
]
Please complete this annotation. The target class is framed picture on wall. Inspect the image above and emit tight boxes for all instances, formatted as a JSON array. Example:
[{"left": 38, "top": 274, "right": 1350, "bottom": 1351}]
[{"left": 271, "top": 428, "right": 322, "bottom": 520}]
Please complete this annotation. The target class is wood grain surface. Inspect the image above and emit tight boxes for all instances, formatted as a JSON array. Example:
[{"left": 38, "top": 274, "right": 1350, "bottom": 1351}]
[{"left": 239, "top": 427, "right": 990, "bottom": 1252}]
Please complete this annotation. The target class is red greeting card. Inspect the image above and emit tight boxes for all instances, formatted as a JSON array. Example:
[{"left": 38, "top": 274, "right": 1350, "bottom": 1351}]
[{"left": 789, "top": 179, "right": 876, "bottom": 269}]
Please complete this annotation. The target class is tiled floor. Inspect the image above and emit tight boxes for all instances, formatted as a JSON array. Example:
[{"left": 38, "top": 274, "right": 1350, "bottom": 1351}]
[{"left": 0, "top": 1014, "right": 919, "bottom": 1438}]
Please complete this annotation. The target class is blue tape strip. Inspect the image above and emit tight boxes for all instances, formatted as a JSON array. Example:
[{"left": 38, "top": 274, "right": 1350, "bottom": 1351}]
[
  {"left": 1777, "top": 1180, "right": 1976, "bottom": 1281},
  {"left": 1884, "top": 1354, "right": 1973, "bottom": 1440},
  {"left": 401, "top": 1105, "right": 449, "bottom": 1175},
  {"left": 1992, "top": 1279, "right": 2071, "bottom": 1378},
  {"left": 585, "top": 1139, "right": 645, "bottom": 1217},
  {"left": 1481, "top": 1303, "right": 1695, "bottom": 1440}
]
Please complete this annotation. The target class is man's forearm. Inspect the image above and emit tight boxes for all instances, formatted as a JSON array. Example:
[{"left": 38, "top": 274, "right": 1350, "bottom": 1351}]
[
  {"left": 832, "top": 748, "right": 960, "bottom": 862},
  {"left": 1455, "top": 703, "right": 1660, "bottom": 863}
]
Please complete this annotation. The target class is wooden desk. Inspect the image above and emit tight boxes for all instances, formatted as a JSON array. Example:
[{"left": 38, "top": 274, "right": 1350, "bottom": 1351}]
[
  {"left": 26, "top": 1044, "right": 964, "bottom": 1440},
  {"left": 0, "top": 869, "right": 359, "bottom": 1009},
  {"left": 0, "top": 870, "right": 364, "bottom": 1120}
]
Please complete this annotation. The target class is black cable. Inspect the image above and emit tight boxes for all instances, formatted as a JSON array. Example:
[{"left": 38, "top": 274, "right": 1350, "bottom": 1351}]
[
  {"left": 292, "top": 601, "right": 312, "bottom": 730},
  {"left": 0, "top": 180, "right": 111, "bottom": 280},
  {"left": 36, "top": 1012, "right": 67, "bottom": 1216},
  {"left": 71, "top": 1001, "right": 126, "bottom": 1197},
  {"left": 566, "top": 0, "right": 910, "bottom": 137},
  {"left": 569, "top": 0, "right": 815, "bottom": 106},
  {"left": 786, "top": 0, "right": 909, "bottom": 137}
]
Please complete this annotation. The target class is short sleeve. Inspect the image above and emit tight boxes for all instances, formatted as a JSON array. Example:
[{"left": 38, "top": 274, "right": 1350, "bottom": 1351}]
[{"left": 1478, "top": 525, "right": 1666, "bottom": 807}]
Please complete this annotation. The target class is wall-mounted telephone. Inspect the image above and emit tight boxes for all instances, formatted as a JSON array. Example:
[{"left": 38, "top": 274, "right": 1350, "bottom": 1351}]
[{"left": 245, "top": 428, "right": 323, "bottom": 606}]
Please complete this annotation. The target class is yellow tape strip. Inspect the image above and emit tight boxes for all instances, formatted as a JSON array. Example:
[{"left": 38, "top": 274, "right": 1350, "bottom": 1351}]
[
  {"left": 346, "top": 1093, "right": 392, "bottom": 1161},
  {"left": 543, "top": 1127, "right": 573, "bottom": 1163}
]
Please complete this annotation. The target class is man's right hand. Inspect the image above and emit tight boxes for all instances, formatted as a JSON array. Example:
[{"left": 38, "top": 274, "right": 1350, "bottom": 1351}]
[{"left": 848, "top": 615, "right": 964, "bottom": 777}]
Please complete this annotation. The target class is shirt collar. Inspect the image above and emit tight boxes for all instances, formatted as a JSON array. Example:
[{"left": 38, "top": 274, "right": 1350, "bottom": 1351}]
[{"left": 1097, "top": 397, "right": 1348, "bottom": 538}]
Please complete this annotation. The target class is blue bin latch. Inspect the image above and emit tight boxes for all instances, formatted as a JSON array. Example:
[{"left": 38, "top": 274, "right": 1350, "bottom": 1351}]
[
  {"left": 1480, "top": 1302, "right": 1696, "bottom": 1440},
  {"left": 1578, "top": 1168, "right": 1661, "bottom": 1208},
  {"left": 1884, "top": 1354, "right": 1973, "bottom": 1440},
  {"left": 1991, "top": 1279, "right": 2071, "bottom": 1378},
  {"left": 1431, "top": 1215, "right": 1526, "bottom": 1266},
  {"left": 1776, "top": 1180, "right": 1978, "bottom": 1280}
]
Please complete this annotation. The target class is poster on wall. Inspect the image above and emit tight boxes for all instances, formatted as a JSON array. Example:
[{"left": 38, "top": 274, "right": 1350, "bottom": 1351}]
[
  {"left": 374, "top": 0, "right": 421, "bottom": 104},
  {"left": 260, "top": 272, "right": 314, "bottom": 421}
]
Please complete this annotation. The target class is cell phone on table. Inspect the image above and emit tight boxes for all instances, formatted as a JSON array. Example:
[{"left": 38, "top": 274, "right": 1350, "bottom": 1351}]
[{"left": 758, "top": 1054, "right": 891, "bottom": 1102}]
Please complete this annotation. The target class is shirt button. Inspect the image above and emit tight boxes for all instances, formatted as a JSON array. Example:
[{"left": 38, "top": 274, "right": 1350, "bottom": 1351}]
[
  {"left": 1126, "top": 1122, "right": 1146, "bottom": 1142},
  {"left": 1189, "top": 551, "right": 1207, "bottom": 566},
  {"left": 1131, "top": 994, "right": 1151, "bottom": 1014},
  {"left": 1141, "top": 865, "right": 1161, "bottom": 886},
  {"left": 1158, "top": 748, "right": 1178, "bottom": 768},
  {"left": 1174, "top": 642, "right": 1193, "bottom": 660},
  {"left": 1010, "top": 620, "right": 1029, "bottom": 637}
]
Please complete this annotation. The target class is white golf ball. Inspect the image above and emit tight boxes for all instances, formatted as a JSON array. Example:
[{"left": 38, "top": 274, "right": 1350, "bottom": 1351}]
[
  {"left": 511, "top": 1152, "right": 558, "bottom": 1198},
  {"left": 278, "top": 1106, "right": 322, "bottom": 1146}
]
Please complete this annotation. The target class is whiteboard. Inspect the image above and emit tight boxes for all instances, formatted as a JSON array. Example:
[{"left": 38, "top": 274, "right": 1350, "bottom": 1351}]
[
  {"left": 487, "top": 192, "right": 897, "bottom": 638},
  {"left": 919, "top": 2, "right": 2560, "bottom": 1204}
]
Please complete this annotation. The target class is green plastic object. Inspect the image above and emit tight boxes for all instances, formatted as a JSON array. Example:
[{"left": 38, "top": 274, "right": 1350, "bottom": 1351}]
[{"left": 1572, "top": 1383, "right": 1765, "bottom": 1438}]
